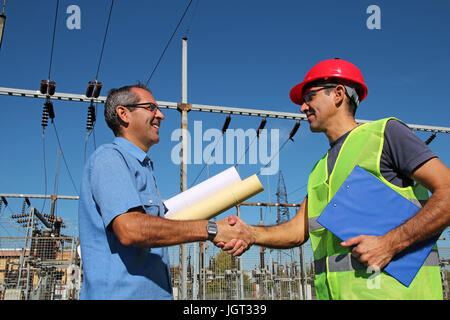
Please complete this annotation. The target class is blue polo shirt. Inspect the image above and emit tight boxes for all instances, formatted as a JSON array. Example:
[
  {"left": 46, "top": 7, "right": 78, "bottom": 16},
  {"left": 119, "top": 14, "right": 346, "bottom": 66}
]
[{"left": 78, "top": 137, "right": 173, "bottom": 300}]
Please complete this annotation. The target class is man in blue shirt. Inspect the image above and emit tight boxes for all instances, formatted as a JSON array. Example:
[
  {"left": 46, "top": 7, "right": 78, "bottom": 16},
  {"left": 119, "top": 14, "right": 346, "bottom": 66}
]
[{"left": 78, "top": 84, "right": 253, "bottom": 299}]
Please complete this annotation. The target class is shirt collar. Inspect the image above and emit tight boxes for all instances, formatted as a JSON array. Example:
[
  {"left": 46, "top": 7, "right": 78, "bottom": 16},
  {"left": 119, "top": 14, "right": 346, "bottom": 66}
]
[
  {"left": 329, "top": 129, "right": 353, "bottom": 148},
  {"left": 113, "top": 137, "right": 149, "bottom": 163}
]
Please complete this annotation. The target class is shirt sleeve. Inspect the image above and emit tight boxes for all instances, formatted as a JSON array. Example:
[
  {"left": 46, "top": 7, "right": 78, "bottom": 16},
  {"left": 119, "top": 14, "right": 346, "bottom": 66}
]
[
  {"left": 90, "top": 147, "right": 143, "bottom": 229},
  {"left": 381, "top": 119, "right": 437, "bottom": 181}
]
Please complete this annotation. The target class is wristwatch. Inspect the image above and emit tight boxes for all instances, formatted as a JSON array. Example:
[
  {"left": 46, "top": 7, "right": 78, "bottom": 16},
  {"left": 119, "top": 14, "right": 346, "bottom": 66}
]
[{"left": 206, "top": 221, "right": 218, "bottom": 241}]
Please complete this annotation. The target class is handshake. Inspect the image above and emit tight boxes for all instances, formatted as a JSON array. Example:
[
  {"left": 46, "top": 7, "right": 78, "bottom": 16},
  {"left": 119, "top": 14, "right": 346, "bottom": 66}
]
[
  {"left": 206, "top": 200, "right": 308, "bottom": 256},
  {"left": 212, "top": 215, "right": 255, "bottom": 257}
]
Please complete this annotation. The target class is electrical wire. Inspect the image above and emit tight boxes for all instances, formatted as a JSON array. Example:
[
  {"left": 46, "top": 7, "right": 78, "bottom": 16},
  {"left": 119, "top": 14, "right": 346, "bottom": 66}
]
[
  {"left": 256, "top": 137, "right": 291, "bottom": 176},
  {"left": 145, "top": 0, "right": 194, "bottom": 85},
  {"left": 287, "top": 183, "right": 307, "bottom": 196},
  {"left": 94, "top": 0, "right": 114, "bottom": 81},
  {"left": 41, "top": 133, "right": 48, "bottom": 214},
  {"left": 4, "top": 203, "right": 15, "bottom": 217},
  {"left": 41, "top": 0, "right": 60, "bottom": 213},
  {"left": 93, "top": 124, "right": 97, "bottom": 149},
  {"left": 235, "top": 118, "right": 268, "bottom": 169},
  {"left": 84, "top": 125, "right": 96, "bottom": 164},
  {"left": 47, "top": 0, "right": 60, "bottom": 80},
  {"left": 83, "top": 1, "right": 113, "bottom": 164},
  {"left": 191, "top": 120, "right": 297, "bottom": 188},
  {"left": 235, "top": 134, "right": 258, "bottom": 169},
  {"left": 52, "top": 148, "right": 61, "bottom": 218},
  {"left": 190, "top": 133, "right": 224, "bottom": 188},
  {"left": 84, "top": 100, "right": 99, "bottom": 164},
  {"left": 51, "top": 121, "right": 79, "bottom": 196},
  {"left": 184, "top": 0, "right": 200, "bottom": 38},
  {"left": 84, "top": 132, "right": 90, "bottom": 164}
]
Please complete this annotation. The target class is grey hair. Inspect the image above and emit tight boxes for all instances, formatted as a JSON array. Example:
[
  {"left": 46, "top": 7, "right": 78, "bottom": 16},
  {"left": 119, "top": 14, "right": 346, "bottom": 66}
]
[{"left": 104, "top": 82, "right": 152, "bottom": 136}]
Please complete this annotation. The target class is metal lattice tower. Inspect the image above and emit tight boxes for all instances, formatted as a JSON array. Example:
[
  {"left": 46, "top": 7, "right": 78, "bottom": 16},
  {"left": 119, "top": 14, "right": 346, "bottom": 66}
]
[
  {"left": 275, "top": 171, "right": 291, "bottom": 276},
  {"left": 276, "top": 171, "right": 290, "bottom": 225}
]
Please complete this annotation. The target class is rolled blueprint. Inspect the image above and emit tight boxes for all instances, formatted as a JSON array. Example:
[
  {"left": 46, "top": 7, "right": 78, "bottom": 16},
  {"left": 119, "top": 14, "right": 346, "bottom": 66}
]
[
  {"left": 164, "top": 166, "right": 241, "bottom": 218},
  {"left": 167, "top": 174, "right": 264, "bottom": 221}
]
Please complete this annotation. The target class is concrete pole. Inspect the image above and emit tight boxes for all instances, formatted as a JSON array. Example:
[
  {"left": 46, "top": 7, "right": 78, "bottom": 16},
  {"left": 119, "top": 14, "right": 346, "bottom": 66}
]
[
  {"left": 299, "top": 246, "right": 306, "bottom": 299},
  {"left": 179, "top": 37, "right": 189, "bottom": 300},
  {"left": 236, "top": 205, "right": 245, "bottom": 299},
  {"left": 182, "top": 37, "right": 188, "bottom": 105}
]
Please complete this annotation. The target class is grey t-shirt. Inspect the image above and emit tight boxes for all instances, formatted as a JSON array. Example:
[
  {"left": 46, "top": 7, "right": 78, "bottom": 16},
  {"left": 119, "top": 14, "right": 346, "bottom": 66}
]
[{"left": 327, "top": 119, "right": 436, "bottom": 188}]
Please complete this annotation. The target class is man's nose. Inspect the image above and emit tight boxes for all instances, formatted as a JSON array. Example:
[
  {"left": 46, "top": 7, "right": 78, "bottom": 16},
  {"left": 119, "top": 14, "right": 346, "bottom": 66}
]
[
  {"left": 156, "top": 108, "right": 165, "bottom": 120},
  {"left": 300, "top": 102, "right": 309, "bottom": 114}
]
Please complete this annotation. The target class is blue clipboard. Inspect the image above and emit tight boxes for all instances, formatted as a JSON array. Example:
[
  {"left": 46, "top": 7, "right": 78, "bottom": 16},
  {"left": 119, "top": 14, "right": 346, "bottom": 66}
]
[{"left": 316, "top": 165, "right": 438, "bottom": 287}]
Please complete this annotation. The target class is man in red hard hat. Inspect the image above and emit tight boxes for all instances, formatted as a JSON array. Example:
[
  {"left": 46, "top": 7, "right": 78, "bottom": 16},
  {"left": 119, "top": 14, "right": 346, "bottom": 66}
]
[
  {"left": 219, "top": 58, "right": 450, "bottom": 299},
  {"left": 289, "top": 58, "right": 368, "bottom": 138}
]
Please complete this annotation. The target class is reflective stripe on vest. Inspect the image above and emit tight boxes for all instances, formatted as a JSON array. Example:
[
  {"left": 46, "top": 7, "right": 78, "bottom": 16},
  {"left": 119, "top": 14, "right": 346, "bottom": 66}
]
[
  {"left": 409, "top": 198, "right": 427, "bottom": 208},
  {"left": 308, "top": 216, "right": 324, "bottom": 232},
  {"left": 314, "top": 250, "right": 440, "bottom": 275}
]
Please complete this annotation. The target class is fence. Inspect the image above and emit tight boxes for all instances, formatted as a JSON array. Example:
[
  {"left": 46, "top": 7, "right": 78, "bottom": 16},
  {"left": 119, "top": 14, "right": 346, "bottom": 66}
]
[
  {"left": 0, "top": 236, "right": 80, "bottom": 300},
  {"left": 168, "top": 242, "right": 315, "bottom": 300},
  {"left": 0, "top": 236, "right": 448, "bottom": 300}
]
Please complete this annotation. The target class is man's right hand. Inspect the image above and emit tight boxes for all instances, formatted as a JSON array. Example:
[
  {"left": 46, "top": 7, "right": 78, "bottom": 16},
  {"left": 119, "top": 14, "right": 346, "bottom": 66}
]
[{"left": 214, "top": 215, "right": 253, "bottom": 256}]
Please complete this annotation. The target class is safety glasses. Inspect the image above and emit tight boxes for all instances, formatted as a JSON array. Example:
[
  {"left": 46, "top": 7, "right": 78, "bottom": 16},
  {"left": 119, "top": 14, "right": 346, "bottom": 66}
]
[
  {"left": 124, "top": 102, "right": 159, "bottom": 112},
  {"left": 303, "top": 85, "right": 337, "bottom": 103}
]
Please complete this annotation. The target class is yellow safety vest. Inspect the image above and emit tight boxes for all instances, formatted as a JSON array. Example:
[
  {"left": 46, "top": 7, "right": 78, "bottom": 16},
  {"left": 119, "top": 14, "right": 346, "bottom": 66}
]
[{"left": 307, "top": 118, "right": 443, "bottom": 300}]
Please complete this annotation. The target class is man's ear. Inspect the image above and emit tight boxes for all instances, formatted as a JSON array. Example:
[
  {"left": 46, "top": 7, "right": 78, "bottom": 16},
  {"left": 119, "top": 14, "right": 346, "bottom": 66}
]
[
  {"left": 333, "top": 85, "right": 346, "bottom": 108},
  {"left": 116, "top": 105, "right": 130, "bottom": 126}
]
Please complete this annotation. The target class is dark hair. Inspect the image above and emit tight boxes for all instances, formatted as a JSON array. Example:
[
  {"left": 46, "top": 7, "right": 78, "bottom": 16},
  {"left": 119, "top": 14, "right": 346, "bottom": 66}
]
[
  {"left": 346, "top": 96, "right": 357, "bottom": 116},
  {"left": 104, "top": 82, "right": 152, "bottom": 136}
]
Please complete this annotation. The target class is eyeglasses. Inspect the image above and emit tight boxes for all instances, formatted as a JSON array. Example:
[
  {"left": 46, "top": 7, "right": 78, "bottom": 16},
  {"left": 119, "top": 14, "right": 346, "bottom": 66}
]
[
  {"left": 303, "top": 85, "right": 337, "bottom": 103},
  {"left": 123, "top": 102, "right": 160, "bottom": 112}
]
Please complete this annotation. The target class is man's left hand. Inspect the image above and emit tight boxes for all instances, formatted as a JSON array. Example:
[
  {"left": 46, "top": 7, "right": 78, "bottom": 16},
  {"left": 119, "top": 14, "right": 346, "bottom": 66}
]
[{"left": 214, "top": 215, "right": 254, "bottom": 256}]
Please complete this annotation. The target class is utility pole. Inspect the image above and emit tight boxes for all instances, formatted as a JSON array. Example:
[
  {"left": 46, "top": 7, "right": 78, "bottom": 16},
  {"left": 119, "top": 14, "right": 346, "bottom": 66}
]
[
  {"left": 275, "top": 171, "right": 290, "bottom": 275},
  {"left": 299, "top": 245, "right": 306, "bottom": 299},
  {"left": 236, "top": 205, "right": 244, "bottom": 299},
  {"left": 178, "top": 37, "right": 191, "bottom": 300}
]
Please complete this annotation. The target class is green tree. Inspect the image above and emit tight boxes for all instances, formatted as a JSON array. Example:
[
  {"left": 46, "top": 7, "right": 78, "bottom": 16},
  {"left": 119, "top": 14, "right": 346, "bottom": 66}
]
[{"left": 207, "top": 251, "right": 253, "bottom": 299}]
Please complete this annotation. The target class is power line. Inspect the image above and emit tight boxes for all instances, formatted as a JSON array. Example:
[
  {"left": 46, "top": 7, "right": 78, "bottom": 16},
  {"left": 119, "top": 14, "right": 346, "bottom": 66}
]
[
  {"left": 287, "top": 183, "right": 307, "bottom": 196},
  {"left": 236, "top": 118, "right": 267, "bottom": 168},
  {"left": 184, "top": 0, "right": 201, "bottom": 38},
  {"left": 41, "top": 133, "right": 48, "bottom": 214},
  {"left": 47, "top": 0, "right": 60, "bottom": 80},
  {"left": 190, "top": 133, "right": 224, "bottom": 188},
  {"left": 236, "top": 135, "right": 258, "bottom": 169},
  {"left": 145, "top": 0, "right": 194, "bottom": 85},
  {"left": 52, "top": 121, "right": 79, "bottom": 196},
  {"left": 94, "top": 0, "right": 115, "bottom": 81},
  {"left": 84, "top": 1, "right": 114, "bottom": 164},
  {"left": 41, "top": 0, "right": 60, "bottom": 214},
  {"left": 189, "top": 115, "right": 232, "bottom": 187},
  {"left": 256, "top": 137, "right": 291, "bottom": 176}
]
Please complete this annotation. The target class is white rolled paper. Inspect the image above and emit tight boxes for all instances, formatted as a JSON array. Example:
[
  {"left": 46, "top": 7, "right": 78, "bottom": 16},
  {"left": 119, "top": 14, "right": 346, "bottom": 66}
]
[
  {"left": 167, "top": 174, "right": 264, "bottom": 221},
  {"left": 164, "top": 166, "right": 241, "bottom": 218}
]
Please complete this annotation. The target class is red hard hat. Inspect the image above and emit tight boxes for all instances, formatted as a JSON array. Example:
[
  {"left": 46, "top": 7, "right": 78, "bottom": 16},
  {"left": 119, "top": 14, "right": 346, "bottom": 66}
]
[{"left": 289, "top": 58, "right": 368, "bottom": 105}]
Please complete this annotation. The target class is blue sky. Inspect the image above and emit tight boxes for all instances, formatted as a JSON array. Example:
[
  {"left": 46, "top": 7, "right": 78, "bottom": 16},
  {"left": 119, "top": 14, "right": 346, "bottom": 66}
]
[{"left": 0, "top": 1, "right": 449, "bottom": 265}]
